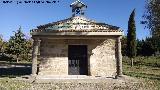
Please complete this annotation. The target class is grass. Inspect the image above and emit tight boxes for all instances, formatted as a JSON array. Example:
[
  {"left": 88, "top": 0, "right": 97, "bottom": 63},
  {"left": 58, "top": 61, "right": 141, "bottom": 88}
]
[
  {"left": 123, "top": 56, "right": 160, "bottom": 89},
  {"left": 0, "top": 78, "right": 31, "bottom": 90},
  {"left": 0, "top": 56, "right": 160, "bottom": 89}
]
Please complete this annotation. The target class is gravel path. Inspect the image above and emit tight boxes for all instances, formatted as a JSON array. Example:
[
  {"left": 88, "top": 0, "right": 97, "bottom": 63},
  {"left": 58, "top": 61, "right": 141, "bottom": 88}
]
[{"left": 0, "top": 75, "right": 157, "bottom": 90}]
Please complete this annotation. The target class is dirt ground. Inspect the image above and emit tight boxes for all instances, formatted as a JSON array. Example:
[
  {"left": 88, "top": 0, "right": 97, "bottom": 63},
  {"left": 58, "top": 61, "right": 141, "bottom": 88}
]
[{"left": 0, "top": 75, "right": 157, "bottom": 90}]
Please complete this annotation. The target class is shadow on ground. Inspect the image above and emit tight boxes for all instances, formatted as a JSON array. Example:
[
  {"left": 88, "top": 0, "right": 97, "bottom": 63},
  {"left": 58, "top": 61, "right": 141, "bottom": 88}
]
[
  {"left": 124, "top": 71, "right": 160, "bottom": 81},
  {"left": 0, "top": 63, "right": 31, "bottom": 77}
]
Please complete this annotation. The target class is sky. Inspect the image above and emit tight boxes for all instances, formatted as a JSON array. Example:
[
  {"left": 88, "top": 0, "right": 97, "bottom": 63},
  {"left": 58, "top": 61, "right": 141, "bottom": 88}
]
[{"left": 0, "top": 0, "right": 150, "bottom": 41}]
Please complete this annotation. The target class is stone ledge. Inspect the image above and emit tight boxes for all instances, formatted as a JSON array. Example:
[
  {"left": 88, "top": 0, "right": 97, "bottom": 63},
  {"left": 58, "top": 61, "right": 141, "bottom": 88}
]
[
  {"left": 36, "top": 75, "right": 115, "bottom": 80},
  {"left": 32, "top": 32, "right": 123, "bottom": 36}
]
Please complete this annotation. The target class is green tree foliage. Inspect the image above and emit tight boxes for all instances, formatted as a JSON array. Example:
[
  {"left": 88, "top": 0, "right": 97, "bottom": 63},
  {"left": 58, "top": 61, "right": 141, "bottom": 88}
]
[
  {"left": 6, "top": 27, "right": 27, "bottom": 62},
  {"left": 136, "top": 39, "right": 143, "bottom": 56},
  {"left": 0, "top": 35, "right": 3, "bottom": 52},
  {"left": 141, "top": 38, "right": 155, "bottom": 56},
  {"left": 135, "top": 37, "right": 157, "bottom": 56},
  {"left": 122, "top": 37, "right": 159, "bottom": 56},
  {"left": 142, "top": 0, "right": 160, "bottom": 37},
  {"left": 150, "top": 36, "right": 160, "bottom": 55},
  {"left": 121, "top": 36, "right": 127, "bottom": 56},
  {"left": 142, "top": 0, "right": 160, "bottom": 54},
  {"left": 0, "top": 35, "right": 7, "bottom": 54},
  {"left": 127, "top": 9, "right": 137, "bottom": 66},
  {"left": 22, "top": 38, "right": 32, "bottom": 61}
]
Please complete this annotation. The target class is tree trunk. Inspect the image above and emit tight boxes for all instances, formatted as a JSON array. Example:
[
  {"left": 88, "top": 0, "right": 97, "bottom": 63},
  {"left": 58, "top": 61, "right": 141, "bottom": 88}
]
[
  {"left": 131, "top": 58, "right": 134, "bottom": 67},
  {"left": 16, "top": 55, "right": 19, "bottom": 63}
]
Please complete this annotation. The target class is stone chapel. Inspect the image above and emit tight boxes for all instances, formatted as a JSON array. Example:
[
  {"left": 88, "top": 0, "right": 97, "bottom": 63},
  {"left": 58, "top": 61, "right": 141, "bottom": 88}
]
[{"left": 30, "top": 0, "right": 123, "bottom": 78}]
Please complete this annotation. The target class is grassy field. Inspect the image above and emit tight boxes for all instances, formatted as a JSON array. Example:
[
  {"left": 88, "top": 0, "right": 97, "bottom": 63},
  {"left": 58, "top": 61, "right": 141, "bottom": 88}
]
[
  {"left": 0, "top": 56, "right": 160, "bottom": 89},
  {"left": 0, "top": 78, "right": 31, "bottom": 90},
  {"left": 123, "top": 56, "right": 160, "bottom": 89}
]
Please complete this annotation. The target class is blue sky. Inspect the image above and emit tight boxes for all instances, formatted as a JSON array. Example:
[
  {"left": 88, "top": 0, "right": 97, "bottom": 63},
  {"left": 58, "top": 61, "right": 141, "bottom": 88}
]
[{"left": 0, "top": 0, "right": 150, "bottom": 41}]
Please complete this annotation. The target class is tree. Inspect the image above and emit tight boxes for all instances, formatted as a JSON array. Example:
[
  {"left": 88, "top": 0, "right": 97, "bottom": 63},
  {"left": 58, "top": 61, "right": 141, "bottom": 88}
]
[
  {"left": 141, "top": 37, "right": 155, "bottom": 56},
  {"left": 22, "top": 38, "right": 32, "bottom": 61},
  {"left": 127, "top": 9, "right": 137, "bottom": 66},
  {"left": 142, "top": 0, "right": 160, "bottom": 37},
  {"left": 0, "top": 35, "right": 6, "bottom": 54},
  {"left": 6, "top": 27, "right": 27, "bottom": 62},
  {"left": 145, "top": 37, "right": 160, "bottom": 56},
  {"left": 0, "top": 35, "right": 3, "bottom": 53},
  {"left": 142, "top": 0, "right": 160, "bottom": 53},
  {"left": 136, "top": 39, "right": 143, "bottom": 56},
  {"left": 121, "top": 36, "right": 127, "bottom": 56}
]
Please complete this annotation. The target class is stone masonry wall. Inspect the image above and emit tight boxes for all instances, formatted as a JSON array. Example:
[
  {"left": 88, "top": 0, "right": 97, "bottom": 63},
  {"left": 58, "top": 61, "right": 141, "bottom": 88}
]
[
  {"left": 38, "top": 38, "right": 117, "bottom": 77},
  {"left": 38, "top": 40, "right": 68, "bottom": 75},
  {"left": 89, "top": 39, "right": 117, "bottom": 77}
]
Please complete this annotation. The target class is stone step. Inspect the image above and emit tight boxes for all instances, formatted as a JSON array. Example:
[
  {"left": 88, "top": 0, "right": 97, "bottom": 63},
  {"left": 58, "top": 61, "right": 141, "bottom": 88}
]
[{"left": 36, "top": 75, "right": 112, "bottom": 79}]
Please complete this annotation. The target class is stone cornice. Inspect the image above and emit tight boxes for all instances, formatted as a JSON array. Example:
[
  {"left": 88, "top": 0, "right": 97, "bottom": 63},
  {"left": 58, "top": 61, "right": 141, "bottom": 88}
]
[{"left": 31, "top": 31, "right": 123, "bottom": 36}]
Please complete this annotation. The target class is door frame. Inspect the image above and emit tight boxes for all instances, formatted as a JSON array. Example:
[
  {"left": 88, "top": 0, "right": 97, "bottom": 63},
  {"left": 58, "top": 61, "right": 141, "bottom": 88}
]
[{"left": 68, "top": 45, "right": 88, "bottom": 75}]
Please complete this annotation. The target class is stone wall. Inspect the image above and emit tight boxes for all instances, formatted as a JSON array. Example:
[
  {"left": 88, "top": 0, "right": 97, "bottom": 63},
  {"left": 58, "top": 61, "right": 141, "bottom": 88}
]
[
  {"left": 38, "top": 38, "right": 117, "bottom": 77},
  {"left": 89, "top": 39, "right": 117, "bottom": 77},
  {"left": 38, "top": 40, "right": 68, "bottom": 75}
]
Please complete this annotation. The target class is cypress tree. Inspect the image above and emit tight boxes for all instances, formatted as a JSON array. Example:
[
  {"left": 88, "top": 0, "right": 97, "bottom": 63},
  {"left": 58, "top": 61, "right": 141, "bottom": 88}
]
[{"left": 127, "top": 9, "right": 137, "bottom": 66}]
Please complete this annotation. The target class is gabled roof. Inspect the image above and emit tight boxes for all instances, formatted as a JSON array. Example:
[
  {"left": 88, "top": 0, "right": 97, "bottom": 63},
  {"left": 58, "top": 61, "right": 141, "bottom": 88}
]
[{"left": 31, "top": 16, "right": 122, "bottom": 34}]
